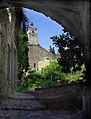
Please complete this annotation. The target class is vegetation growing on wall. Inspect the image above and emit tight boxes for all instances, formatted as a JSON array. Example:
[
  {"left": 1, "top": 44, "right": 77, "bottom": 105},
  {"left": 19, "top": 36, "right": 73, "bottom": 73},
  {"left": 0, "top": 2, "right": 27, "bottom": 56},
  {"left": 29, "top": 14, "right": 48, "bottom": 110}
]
[{"left": 49, "top": 46, "right": 55, "bottom": 54}]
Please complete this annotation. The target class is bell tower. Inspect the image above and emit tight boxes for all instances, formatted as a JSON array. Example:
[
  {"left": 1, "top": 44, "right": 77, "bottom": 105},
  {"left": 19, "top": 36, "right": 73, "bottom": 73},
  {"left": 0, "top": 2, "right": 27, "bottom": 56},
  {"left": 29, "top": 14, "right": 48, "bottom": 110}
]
[{"left": 27, "top": 24, "right": 38, "bottom": 45}]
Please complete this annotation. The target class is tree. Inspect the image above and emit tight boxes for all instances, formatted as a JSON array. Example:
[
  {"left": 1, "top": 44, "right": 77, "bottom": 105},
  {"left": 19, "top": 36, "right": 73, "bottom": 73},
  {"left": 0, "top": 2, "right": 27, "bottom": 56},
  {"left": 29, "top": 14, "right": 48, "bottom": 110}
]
[
  {"left": 15, "top": 8, "right": 29, "bottom": 80},
  {"left": 49, "top": 46, "right": 55, "bottom": 54},
  {"left": 17, "top": 29, "right": 29, "bottom": 80},
  {"left": 15, "top": 7, "right": 29, "bottom": 47},
  {"left": 50, "top": 29, "right": 84, "bottom": 73}
]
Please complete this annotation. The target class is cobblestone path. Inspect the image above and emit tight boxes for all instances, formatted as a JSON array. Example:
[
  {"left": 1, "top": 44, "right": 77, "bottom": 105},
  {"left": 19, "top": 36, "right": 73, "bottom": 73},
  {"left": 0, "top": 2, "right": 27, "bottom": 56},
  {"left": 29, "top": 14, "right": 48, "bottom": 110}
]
[{"left": 0, "top": 92, "right": 85, "bottom": 119}]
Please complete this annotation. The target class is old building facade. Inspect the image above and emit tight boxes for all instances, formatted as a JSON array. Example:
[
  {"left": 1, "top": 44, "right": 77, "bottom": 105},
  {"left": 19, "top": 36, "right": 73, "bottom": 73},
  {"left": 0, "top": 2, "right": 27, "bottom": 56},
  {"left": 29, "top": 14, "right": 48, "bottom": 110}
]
[
  {"left": 27, "top": 26, "right": 56, "bottom": 71},
  {"left": 0, "top": 8, "right": 17, "bottom": 101}
]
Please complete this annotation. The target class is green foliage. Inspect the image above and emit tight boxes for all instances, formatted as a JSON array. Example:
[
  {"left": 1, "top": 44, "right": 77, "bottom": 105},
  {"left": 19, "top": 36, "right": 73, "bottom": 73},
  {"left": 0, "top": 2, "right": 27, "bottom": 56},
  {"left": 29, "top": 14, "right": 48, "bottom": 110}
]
[
  {"left": 17, "top": 28, "right": 29, "bottom": 80},
  {"left": 17, "top": 70, "right": 43, "bottom": 90},
  {"left": 63, "top": 64, "right": 86, "bottom": 84},
  {"left": 65, "top": 71, "right": 80, "bottom": 83},
  {"left": 41, "top": 59, "right": 64, "bottom": 81},
  {"left": 17, "top": 59, "right": 86, "bottom": 92},
  {"left": 49, "top": 46, "right": 55, "bottom": 54},
  {"left": 17, "top": 60, "right": 60, "bottom": 91},
  {"left": 15, "top": 7, "right": 29, "bottom": 80},
  {"left": 50, "top": 29, "right": 84, "bottom": 73},
  {"left": 15, "top": 7, "right": 29, "bottom": 33},
  {"left": 35, "top": 79, "right": 50, "bottom": 88}
]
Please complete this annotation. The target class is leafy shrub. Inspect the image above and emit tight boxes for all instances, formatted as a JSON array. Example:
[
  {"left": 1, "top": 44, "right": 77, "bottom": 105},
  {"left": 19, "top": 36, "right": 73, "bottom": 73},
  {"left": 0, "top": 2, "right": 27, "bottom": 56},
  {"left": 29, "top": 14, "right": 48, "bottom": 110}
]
[
  {"left": 41, "top": 59, "right": 64, "bottom": 81},
  {"left": 16, "top": 59, "right": 86, "bottom": 92}
]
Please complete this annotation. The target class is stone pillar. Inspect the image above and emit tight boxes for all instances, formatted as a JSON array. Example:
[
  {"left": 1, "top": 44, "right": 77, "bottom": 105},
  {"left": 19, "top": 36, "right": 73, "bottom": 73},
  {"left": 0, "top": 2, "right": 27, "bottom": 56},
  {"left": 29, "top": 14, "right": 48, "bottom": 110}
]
[
  {"left": 0, "top": 34, "right": 1, "bottom": 51},
  {"left": 86, "top": 87, "right": 91, "bottom": 119},
  {"left": 0, "top": 8, "right": 17, "bottom": 103},
  {"left": 0, "top": 21, "right": 2, "bottom": 105},
  {"left": 7, "top": 43, "right": 11, "bottom": 88},
  {"left": 82, "top": 86, "right": 87, "bottom": 113},
  {"left": 14, "top": 47, "right": 17, "bottom": 90},
  {"left": 79, "top": 1, "right": 91, "bottom": 118},
  {"left": 85, "top": 31, "right": 91, "bottom": 119},
  {"left": 11, "top": 44, "right": 14, "bottom": 90},
  {"left": 83, "top": 2, "right": 91, "bottom": 118}
]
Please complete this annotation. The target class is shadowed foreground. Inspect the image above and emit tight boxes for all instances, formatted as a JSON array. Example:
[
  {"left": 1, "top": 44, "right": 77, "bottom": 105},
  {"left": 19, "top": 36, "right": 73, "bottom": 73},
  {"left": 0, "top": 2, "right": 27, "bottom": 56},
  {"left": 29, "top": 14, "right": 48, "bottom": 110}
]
[{"left": 0, "top": 90, "right": 86, "bottom": 119}]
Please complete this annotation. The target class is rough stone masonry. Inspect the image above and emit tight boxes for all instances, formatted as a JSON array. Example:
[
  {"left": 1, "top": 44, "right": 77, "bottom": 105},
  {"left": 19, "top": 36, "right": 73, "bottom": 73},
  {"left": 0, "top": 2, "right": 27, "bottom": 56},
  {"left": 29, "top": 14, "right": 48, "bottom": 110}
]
[
  {"left": 0, "top": 7, "right": 17, "bottom": 103},
  {"left": 27, "top": 26, "right": 56, "bottom": 71}
]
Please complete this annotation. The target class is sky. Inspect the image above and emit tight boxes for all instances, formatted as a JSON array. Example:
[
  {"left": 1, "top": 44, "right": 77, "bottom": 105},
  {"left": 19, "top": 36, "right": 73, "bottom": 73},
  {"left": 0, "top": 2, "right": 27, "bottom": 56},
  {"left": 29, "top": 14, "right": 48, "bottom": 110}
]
[{"left": 23, "top": 8, "right": 63, "bottom": 54}]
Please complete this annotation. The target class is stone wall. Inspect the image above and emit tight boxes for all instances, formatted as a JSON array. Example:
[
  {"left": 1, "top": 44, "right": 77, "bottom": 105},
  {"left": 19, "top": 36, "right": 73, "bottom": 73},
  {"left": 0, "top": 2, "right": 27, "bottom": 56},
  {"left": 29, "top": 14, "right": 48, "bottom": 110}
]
[
  {"left": 28, "top": 44, "right": 55, "bottom": 70},
  {"left": 0, "top": 8, "right": 17, "bottom": 103},
  {"left": 35, "top": 84, "right": 85, "bottom": 111},
  {"left": 27, "top": 27, "right": 38, "bottom": 45},
  {"left": 38, "top": 59, "right": 51, "bottom": 71}
]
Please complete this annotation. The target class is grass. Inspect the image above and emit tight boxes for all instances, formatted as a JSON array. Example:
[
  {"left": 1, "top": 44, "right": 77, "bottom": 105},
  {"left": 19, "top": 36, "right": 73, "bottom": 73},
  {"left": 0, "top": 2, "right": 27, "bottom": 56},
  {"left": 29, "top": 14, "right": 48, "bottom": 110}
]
[
  {"left": 16, "top": 84, "right": 38, "bottom": 92},
  {"left": 28, "top": 84, "right": 38, "bottom": 90}
]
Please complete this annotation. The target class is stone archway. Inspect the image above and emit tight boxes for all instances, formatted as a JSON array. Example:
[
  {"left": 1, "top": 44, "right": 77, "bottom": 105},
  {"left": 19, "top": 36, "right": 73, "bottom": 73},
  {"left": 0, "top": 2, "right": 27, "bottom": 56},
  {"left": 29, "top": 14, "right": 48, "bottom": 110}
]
[
  {"left": 0, "top": 0, "right": 91, "bottom": 118},
  {"left": 0, "top": 0, "right": 86, "bottom": 36}
]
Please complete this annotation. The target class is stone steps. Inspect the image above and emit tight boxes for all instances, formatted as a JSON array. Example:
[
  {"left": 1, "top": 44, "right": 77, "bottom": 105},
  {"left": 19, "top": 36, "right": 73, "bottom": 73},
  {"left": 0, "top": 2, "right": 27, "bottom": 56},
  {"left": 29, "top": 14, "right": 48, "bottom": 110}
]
[
  {"left": 0, "top": 92, "right": 86, "bottom": 119},
  {"left": 1, "top": 105, "right": 47, "bottom": 111}
]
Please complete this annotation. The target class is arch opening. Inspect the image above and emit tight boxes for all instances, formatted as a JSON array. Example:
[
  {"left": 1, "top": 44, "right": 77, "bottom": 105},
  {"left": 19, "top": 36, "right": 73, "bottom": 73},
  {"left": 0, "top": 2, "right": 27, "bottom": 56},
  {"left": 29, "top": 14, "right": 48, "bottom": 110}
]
[{"left": 0, "top": 0, "right": 90, "bottom": 117}]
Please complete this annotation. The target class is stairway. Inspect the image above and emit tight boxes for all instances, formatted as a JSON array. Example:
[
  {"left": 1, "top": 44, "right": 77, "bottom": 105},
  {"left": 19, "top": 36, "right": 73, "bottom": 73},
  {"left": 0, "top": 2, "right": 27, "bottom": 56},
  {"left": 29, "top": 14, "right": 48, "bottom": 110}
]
[{"left": 0, "top": 92, "right": 85, "bottom": 119}]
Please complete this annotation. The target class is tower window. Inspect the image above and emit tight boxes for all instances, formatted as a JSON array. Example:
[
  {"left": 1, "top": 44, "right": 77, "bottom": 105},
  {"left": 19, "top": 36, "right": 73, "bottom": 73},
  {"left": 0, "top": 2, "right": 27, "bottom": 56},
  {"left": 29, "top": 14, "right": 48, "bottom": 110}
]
[
  {"left": 34, "top": 63, "right": 36, "bottom": 68},
  {"left": 32, "top": 30, "right": 34, "bottom": 33}
]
